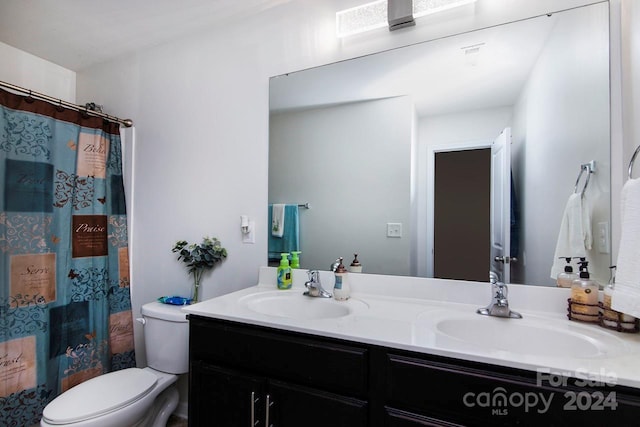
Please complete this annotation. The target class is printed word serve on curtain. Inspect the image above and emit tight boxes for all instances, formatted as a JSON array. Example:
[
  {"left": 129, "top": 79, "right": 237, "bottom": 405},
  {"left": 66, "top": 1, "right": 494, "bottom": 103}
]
[{"left": 0, "top": 88, "right": 135, "bottom": 426}]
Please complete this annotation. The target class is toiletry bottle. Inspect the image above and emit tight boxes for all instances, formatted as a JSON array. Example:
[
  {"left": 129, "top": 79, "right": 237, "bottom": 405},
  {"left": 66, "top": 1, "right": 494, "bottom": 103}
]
[
  {"left": 602, "top": 267, "right": 618, "bottom": 328},
  {"left": 290, "top": 251, "right": 301, "bottom": 269},
  {"left": 556, "top": 257, "right": 577, "bottom": 288},
  {"left": 349, "top": 253, "right": 362, "bottom": 273},
  {"left": 277, "top": 253, "right": 292, "bottom": 290},
  {"left": 333, "top": 257, "right": 350, "bottom": 300},
  {"left": 602, "top": 266, "right": 637, "bottom": 329},
  {"left": 570, "top": 258, "right": 599, "bottom": 322}
]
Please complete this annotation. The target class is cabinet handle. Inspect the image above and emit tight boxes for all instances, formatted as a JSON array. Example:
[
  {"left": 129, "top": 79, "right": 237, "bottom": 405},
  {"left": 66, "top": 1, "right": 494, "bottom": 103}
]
[
  {"left": 265, "top": 394, "right": 274, "bottom": 427},
  {"left": 251, "top": 392, "right": 260, "bottom": 426}
]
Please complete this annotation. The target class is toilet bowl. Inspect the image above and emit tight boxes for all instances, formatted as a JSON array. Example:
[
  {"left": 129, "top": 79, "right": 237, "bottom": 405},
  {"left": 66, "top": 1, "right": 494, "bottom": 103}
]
[{"left": 41, "top": 302, "right": 189, "bottom": 427}]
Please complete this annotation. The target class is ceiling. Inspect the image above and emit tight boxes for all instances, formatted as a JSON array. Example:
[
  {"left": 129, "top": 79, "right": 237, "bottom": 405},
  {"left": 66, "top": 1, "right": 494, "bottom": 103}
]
[
  {"left": 0, "top": 0, "right": 308, "bottom": 71},
  {"left": 1, "top": 0, "right": 557, "bottom": 118},
  {"left": 270, "top": 13, "right": 555, "bottom": 117}
]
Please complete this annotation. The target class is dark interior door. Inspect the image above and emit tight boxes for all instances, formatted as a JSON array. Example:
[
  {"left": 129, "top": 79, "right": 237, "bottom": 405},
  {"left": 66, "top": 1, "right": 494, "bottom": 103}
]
[{"left": 434, "top": 148, "right": 491, "bottom": 281}]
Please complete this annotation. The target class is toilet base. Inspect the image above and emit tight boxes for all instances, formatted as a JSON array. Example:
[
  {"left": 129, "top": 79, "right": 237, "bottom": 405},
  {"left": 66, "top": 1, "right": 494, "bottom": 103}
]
[{"left": 134, "top": 385, "right": 179, "bottom": 427}]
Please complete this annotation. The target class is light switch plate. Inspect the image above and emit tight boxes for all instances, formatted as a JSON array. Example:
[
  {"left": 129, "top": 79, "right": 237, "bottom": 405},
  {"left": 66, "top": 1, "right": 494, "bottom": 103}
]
[
  {"left": 242, "top": 221, "right": 255, "bottom": 244},
  {"left": 387, "top": 222, "right": 402, "bottom": 238}
]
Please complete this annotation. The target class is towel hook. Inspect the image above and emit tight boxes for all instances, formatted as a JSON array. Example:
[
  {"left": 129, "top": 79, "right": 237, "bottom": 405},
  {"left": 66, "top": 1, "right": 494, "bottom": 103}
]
[
  {"left": 574, "top": 161, "right": 595, "bottom": 198},
  {"left": 628, "top": 145, "right": 640, "bottom": 180}
]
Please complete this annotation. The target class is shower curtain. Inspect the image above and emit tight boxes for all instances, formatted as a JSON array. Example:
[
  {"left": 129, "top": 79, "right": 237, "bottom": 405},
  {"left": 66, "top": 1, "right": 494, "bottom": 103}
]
[{"left": 0, "top": 88, "right": 135, "bottom": 426}]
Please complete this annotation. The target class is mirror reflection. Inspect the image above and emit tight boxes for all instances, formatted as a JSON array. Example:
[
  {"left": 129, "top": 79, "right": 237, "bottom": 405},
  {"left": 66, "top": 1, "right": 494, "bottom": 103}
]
[{"left": 268, "top": 2, "right": 610, "bottom": 286}]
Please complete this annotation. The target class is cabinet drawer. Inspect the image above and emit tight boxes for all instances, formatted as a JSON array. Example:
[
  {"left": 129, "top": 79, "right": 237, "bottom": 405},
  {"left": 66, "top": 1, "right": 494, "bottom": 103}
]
[
  {"left": 385, "top": 353, "right": 640, "bottom": 426},
  {"left": 189, "top": 316, "right": 369, "bottom": 397},
  {"left": 270, "top": 379, "right": 368, "bottom": 427}
]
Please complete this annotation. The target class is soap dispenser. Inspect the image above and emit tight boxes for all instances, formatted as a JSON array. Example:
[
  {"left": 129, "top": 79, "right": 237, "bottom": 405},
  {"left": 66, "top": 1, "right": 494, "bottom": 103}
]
[
  {"left": 601, "top": 266, "right": 637, "bottom": 330},
  {"left": 333, "top": 257, "right": 350, "bottom": 301},
  {"left": 569, "top": 258, "right": 599, "bottom": 322},
  {"left": 556, "top": 257, "right": 577, "bottom": 288},
  {"left": 290, "top": 251, "right": 302, "bottom": 269},
  {"left": 277, "top": 253, "right": 292, "bottom": 290},
  {"left": 349, "top": 253, "right": 362, "bottom": 273}
]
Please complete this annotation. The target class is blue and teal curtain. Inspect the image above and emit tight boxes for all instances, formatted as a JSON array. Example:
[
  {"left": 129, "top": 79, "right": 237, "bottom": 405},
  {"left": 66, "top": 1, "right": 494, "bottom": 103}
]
[{"left": 0, "top": 88, "right": 135, "bottom": 426}]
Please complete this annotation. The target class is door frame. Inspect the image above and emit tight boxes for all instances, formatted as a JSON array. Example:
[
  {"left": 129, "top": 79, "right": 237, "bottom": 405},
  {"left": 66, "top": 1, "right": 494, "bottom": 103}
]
[{"left": 425, "top": 140, "right": 492, "bottom": 278}]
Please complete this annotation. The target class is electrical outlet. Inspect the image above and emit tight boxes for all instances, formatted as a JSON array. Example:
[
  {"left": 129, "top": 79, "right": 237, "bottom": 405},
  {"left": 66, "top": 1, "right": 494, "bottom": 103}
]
[
  {"left": 597, "top": 221, "right": 609, "bottom": 254},
  {"left": 387, "top": 222, "right": 402, "bottom": 238}
]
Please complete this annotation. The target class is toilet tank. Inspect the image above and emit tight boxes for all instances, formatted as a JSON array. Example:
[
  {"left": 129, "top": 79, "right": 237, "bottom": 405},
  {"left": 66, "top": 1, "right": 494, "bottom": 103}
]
[{"left": 140, "top": 301, "right": 189, "bottom": 374}]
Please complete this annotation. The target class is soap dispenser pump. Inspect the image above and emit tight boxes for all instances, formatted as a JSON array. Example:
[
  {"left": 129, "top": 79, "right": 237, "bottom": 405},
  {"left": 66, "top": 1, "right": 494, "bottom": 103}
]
[
  {"left": 349, "top": 253, "right": 362, "bottom": 273},
  {"left": 569, "top": 258, "right": 599, "bottom": 322},
  {"left": 556, "top": 257, "right": 577, "bottom": 288},
  {"left": 333, "top": 257, "right": 350, "bottom": 301}
]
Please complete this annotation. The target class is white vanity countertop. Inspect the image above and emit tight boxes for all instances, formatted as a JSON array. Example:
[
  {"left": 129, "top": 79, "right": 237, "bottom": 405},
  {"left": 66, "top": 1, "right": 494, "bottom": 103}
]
[{"left": 184, "top": 267, "right": 640, "bottom": 389}]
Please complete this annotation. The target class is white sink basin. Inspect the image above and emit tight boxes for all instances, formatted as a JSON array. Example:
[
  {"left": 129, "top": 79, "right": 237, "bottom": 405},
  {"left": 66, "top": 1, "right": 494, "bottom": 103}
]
[
  {"left": 414, "top": 311, "right": 629, "bottom": 359},
  {"left": 240, "top": 291, "right": 368, "bottom": 320}
]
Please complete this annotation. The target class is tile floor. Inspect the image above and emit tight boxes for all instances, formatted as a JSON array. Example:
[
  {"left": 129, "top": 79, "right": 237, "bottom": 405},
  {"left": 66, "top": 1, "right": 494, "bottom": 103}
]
[{"left": 168, "top": 414, "right": 188, "bottom": 426}]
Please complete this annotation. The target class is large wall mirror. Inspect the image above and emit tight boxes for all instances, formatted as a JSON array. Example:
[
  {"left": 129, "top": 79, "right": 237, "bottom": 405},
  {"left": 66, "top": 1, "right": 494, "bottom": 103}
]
[{"left": 269, "top": 2, "right": 611, "bottom": 287}]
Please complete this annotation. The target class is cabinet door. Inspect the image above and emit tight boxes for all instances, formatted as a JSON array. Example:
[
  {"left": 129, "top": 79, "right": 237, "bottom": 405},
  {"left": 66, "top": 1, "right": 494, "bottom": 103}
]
[
  {"left": 385, "top": 408, "right": 463, "bottom": 427},
  {"left": 189, "top": 361, "right": 264, "bottom": 427},
  {"left": 269, "top": 379, "right": 368, "bottom": 427}
]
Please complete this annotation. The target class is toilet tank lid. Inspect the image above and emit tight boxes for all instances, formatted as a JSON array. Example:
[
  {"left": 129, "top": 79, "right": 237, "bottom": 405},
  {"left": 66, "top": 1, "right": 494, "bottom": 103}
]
[
  {"left": 141, "top": 301, "right": 188, "bottom": 322},
  {"left": 42, "top": 368, "right": 157, "bottom": 424}
]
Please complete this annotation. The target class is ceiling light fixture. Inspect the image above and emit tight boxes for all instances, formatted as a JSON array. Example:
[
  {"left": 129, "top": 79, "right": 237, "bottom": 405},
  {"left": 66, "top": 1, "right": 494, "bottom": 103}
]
[
  {"left": 337, "top": 0, "right": 478, "bottom": 38},
  {"left": 413, "top": 0, "right": 478, "bottom": 19},
  {"left": 336, "top": 0, "right": 388, "bottom": 38}
]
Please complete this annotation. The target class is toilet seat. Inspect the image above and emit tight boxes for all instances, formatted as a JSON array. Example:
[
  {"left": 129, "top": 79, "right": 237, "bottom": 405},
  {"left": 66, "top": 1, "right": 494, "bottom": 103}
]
[{"left": 42, "top": 368, "right": 157, "bottom": 425}]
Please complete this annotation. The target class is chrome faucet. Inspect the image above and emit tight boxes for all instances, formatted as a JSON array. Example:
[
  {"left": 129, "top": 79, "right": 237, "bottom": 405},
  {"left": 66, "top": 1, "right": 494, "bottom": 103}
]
[
  {"left": 477, "top": 272, "right": 522, "bottom": 319},
  {"left": 304, "top": 270, "right": 332, "bottom": 298}
]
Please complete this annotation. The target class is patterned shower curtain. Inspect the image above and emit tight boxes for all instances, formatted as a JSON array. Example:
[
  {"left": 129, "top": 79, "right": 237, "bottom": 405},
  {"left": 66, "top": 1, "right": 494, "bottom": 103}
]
[{"left": 0, "top": 88, "right": 136, "bottom": 426}]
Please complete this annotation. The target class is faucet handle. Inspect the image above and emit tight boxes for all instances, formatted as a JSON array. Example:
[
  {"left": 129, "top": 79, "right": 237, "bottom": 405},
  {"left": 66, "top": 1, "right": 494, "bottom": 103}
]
[
  {"left": 495, "top": 282, "right": 508, "bottom": 299},
  {"left": 307, "top": 270, "right": 319, "bottom": 282},
  {"left": 489, "top": 271, "right": 499, "bottom": 284}
]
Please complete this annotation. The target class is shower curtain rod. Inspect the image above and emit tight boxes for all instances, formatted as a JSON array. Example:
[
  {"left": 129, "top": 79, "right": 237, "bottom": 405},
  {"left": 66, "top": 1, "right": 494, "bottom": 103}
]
[{"left": 0, "top": 80, "right": 133, "bottom": 127}]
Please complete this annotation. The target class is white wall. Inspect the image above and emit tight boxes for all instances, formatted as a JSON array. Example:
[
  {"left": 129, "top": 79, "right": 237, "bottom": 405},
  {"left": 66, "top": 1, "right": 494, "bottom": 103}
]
[
  {"left": 0, "top": 41, "right": 75, "bottom": 102},
  {"left": 270, "top": 97, "right": 413, "bottom": 275},
  {"left": 71, "top": 0, "right": 612, "bottom": 413},
  {"left": 512, "top": 2, "right": 610, "bottom": 286}
]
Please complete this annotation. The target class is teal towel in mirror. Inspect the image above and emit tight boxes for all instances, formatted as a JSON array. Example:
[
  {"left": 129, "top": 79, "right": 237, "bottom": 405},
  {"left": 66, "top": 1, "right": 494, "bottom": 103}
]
[{"left": 268, "top": 204, "right": 300, "bottom": 260}]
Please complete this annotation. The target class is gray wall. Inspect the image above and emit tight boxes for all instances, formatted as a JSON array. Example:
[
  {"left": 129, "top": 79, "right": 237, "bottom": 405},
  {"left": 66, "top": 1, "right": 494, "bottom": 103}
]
[{"left": 269, "top": 97, "right": 414, "bottom": 275}]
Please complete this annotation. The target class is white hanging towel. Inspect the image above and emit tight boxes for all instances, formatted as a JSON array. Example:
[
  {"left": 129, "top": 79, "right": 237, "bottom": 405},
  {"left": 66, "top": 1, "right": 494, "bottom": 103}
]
[
  {"left": 550, "top": 193, "right": 592, "bottom": 279},
  {"left": 611, "top": 178, "right": 640, "bottom": 317},
  {"left": 271, "top": 204, "right": 285, "bottom": 238}
]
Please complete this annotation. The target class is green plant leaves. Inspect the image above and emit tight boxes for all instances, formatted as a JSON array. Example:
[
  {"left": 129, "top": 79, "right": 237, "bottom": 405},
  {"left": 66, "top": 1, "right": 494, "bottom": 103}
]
[{"left": 172, "top": 236, "right": 227, "bottom": 276}]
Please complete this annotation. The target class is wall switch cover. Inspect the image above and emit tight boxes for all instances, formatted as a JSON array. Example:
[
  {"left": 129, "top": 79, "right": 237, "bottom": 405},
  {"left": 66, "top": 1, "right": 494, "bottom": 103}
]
[
  {"left": 242, "top": 221, "right": 255, "bottom": 244},
  {"left": 387, "top": 222, "right": 402, "bottom": 238}
]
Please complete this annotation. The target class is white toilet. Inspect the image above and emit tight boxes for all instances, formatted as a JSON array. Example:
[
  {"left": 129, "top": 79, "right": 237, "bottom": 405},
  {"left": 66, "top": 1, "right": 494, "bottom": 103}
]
[{"left": 41, "top": 302, "right": 189, "bottom": 427}]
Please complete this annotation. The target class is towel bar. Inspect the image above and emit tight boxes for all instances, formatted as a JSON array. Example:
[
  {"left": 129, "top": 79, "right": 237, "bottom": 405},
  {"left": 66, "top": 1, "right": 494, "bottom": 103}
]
[{"left": 574, "top": 160, "right": 595, "bottom": 197}]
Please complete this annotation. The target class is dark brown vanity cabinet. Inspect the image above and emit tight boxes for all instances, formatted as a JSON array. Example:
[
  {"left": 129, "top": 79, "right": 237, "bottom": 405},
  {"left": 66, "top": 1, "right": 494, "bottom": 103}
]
[
  {"left": 188, "top": 315, "right": 640, "bottom": 427},
  {"left": 188, "top": 315, "right": 368, "bottom": 426},
  {"left": 382, "top": 351, "right": 640, "bottom": 427}
]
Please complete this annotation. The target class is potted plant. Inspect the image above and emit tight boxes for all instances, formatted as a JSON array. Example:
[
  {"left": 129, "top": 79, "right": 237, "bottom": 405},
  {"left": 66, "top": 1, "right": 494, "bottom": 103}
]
[{"left": 172, "top": 236, "right": 227, "bottom": 303}]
